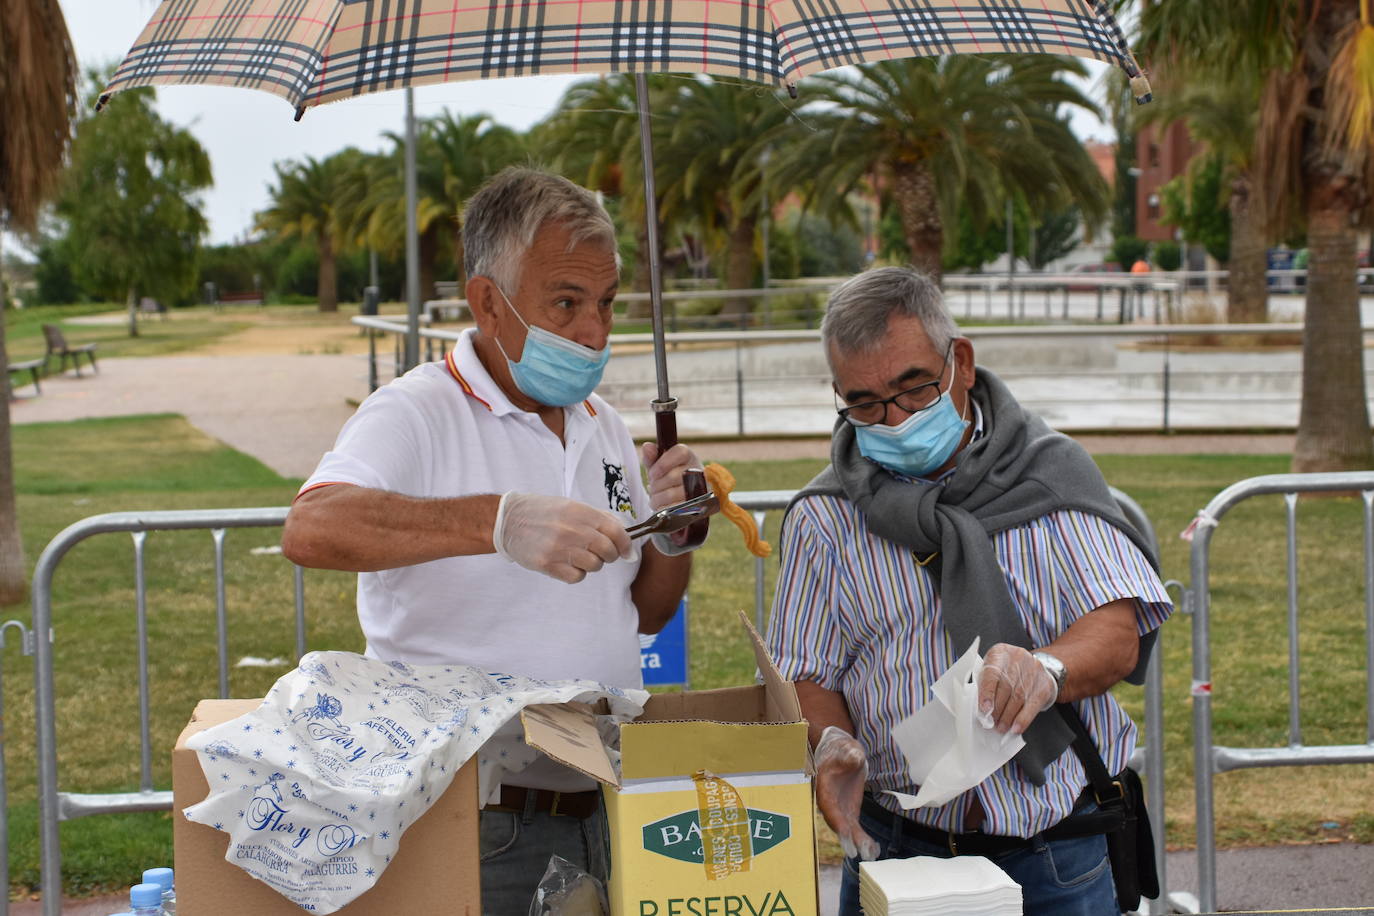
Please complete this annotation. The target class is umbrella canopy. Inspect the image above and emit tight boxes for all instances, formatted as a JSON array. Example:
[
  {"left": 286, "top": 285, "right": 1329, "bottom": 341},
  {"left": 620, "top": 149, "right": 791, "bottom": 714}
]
[{"left": 101, "top": 0, "right": 1151, "bottom": 115}]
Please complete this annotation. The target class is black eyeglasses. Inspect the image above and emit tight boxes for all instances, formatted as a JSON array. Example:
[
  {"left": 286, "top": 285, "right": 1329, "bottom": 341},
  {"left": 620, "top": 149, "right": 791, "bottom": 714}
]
[{"left": 835, "top": 345, "right": 953, "bottom": 428}]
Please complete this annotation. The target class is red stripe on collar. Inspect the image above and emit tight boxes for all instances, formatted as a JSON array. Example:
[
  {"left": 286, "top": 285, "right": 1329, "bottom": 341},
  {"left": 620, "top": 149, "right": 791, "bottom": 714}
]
[{"left": 446, "top": 350, "right": 492, "bottom": 412}]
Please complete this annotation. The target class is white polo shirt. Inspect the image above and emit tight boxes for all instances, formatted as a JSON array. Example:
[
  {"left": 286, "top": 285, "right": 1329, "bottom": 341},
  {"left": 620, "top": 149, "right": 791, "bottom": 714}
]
[{"left": 300, "top": 328, "right": 651, "bottom": 692}]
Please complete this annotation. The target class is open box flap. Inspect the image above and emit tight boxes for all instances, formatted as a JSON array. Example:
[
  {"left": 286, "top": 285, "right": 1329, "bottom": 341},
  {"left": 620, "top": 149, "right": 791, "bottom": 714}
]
[
  {"left": 521, "top": 702, "right": 620, "bottom": 787},
  {"left": 739, "top": 610, "right": 802, "bottom": 723}
]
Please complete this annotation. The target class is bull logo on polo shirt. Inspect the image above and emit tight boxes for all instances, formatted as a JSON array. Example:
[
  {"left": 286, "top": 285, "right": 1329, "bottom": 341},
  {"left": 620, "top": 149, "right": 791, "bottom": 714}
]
[{"left": 603, "top": 460, "right": 633, "bottom": 513}]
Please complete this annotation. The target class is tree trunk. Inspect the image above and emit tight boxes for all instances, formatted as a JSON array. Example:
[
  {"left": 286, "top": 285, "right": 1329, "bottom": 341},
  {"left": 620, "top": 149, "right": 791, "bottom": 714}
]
[
  {"left": 1292, "top": 177, "right": 1373, "bottom": 472},
  {"left": 891, "top": 161, "right": 943, "bottom": 284},
  {"left": 1293, "top": 0, "right": 1371, "bottom": 473},
  {"left": 126, "top": 287, "right": 139, "bottom": 338},
  {"left": 719, "top": 217, "right": 758, "bottom": 323},
  {"left": 0, "top": 303, "right": 26, "bottom": 606},
  {"left": 1226, "top": 173, "right": 1268, "bottom": 323},
  {"left": 628, "top": 222, "right": 654, "bottom": 320},
  {"left": 317, "top": 233, "right": 338, "bottom": 313},
  {"left": 418, "top": 224, "right": 439, "bottom": 307}
]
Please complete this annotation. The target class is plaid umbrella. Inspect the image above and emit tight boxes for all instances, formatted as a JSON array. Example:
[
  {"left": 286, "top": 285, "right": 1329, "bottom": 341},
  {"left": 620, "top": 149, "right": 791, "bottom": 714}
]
[
  {"left": 101, "top": 0, "right": 1151, "bottom": 116},
  {"left": 98, "top": 0, "right": 1153, "bottom": 544}
]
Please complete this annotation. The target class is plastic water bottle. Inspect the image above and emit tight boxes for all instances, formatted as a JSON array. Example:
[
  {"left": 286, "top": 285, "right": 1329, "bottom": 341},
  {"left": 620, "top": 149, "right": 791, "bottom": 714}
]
[
  {"left": 129, "top": 882, "right": 163, "bottom": 916},
  {"left": 142, "top": 866, "right": 176, "bottom": 914}
]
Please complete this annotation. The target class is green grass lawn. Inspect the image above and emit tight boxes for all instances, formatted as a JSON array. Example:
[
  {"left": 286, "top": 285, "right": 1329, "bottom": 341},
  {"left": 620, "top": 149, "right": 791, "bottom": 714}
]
[{"left": 1, "top": 417, "right": 1371, "bottom": 897}]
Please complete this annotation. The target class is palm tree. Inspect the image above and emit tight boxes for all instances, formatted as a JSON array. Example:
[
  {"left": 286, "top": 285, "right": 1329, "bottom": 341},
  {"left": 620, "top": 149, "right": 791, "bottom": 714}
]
[
  {"left": 257, "top": 152, "right": 359, "bottom": 312},
  {"left": 0, "top": 0, "right": 77, "bottom": 604},
  {"left": 653, "top": 78, "right": 797, "bottom": 320},
  {"left": 535, "top": 75, "right": 660, "bottom": 314},
  {"left": 772, "top": 55, "right": 1109, "bottom": 284},
  {"left": 369, "top": 113, "right": 523, "bottom": 301},
  {"left": 1133, "top": 76, "right": 1267, "bottom": 322},
  {"left": 1136, "top": 0, "right": 1374, "bottom": 472}
]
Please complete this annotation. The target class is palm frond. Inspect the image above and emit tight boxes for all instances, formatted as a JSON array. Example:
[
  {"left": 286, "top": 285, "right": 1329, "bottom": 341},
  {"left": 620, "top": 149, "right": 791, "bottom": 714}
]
[
  {"left": 1253, "top": 66, "right": 1308, "bottom": 236},
  {"left": 1322, "top": 16, "right": 1374, "bottom": 175},
  {"left": 0, "top": 0, "right": 78, "bottom": 230}
]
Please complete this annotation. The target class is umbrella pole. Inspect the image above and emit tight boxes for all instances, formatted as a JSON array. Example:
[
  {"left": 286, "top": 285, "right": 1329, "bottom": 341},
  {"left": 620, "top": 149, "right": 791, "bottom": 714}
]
[
  {"left": 634, "top": 74, "right": 675, "bottom": 421},
  {"left": 635, "top": 73, "right": 709, "bottom": 547},
  {"left": 404, "top": 87, "right": 421, "bottom": 372}
]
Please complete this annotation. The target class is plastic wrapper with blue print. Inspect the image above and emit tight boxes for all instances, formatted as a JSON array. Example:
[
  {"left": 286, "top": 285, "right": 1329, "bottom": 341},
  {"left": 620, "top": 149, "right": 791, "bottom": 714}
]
[{"left": 180, "top": 650, "right": 648, "bottom": 914}]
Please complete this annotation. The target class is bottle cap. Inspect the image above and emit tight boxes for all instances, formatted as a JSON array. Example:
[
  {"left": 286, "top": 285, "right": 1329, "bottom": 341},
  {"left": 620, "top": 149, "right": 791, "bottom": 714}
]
[
  {"left": 130, "top": 883, "right": 162, "bottom": 907},
  {"left": 142, "top": 867, "right": 174, "bottom": 890}
]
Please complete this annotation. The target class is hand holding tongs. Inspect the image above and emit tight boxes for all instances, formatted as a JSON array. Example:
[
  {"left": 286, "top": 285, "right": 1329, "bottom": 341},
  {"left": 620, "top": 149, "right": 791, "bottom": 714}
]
[{"left": 625, "top": 490, "right": 720, "bottom": 539}]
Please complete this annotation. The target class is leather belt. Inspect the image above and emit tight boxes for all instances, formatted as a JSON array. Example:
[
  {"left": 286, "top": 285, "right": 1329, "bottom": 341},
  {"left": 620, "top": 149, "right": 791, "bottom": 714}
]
[
  {"left": 861, "top": 792, "right": 1120, "bottom": 858},
  {"left": 488, "top": 786, "right": 601, "bottom": 819}
]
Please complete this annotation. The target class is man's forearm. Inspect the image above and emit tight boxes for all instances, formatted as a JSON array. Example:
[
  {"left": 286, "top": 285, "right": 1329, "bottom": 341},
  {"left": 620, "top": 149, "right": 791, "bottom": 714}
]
[
  {"left": 1040, "top": 598, "right": 1140, "bottom": 701},
  {"left": 796, "top": 679, "right": 856, "bottom": 748},
  {"left": 282, "top": 484, "right": 500, "bottom": 571},
  {"left": 631, "top": 545, "right": 691, "bottom": 634}
]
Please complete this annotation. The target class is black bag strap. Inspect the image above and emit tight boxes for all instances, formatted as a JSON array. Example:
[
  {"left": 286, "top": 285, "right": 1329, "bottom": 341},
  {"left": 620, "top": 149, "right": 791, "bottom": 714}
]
[{"left": 1056, "top": 703, "right": 1126, "bottom": 806}]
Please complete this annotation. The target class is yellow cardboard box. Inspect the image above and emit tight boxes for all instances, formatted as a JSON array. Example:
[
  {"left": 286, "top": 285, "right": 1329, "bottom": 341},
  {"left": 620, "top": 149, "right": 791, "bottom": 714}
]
[{"left": 524, "top": 614, "right": 817, "bottom": 916}]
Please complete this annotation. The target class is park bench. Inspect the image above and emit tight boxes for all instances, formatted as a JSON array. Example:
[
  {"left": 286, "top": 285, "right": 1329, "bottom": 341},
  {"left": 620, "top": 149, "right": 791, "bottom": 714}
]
[
  {"left": 42, "top": 323, "right": 98, "bottom": 377},
  {"left": 6, "top": 357, "right": 43, "bottom": 397},
  {"left": 214, "top": 290, "right": 263, "bottom": 310}
]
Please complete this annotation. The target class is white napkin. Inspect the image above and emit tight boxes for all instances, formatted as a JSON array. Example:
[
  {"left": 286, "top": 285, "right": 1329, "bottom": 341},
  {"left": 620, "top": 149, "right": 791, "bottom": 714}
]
[
  {"left": 884, "top": 639, "right": 1025, "bottom": 810},
  {"left": 185, "top": 651, "right": 647, "bottom": 914},
  {"left": 859, "top": 855, "right": 1022, "bottom": 915}
]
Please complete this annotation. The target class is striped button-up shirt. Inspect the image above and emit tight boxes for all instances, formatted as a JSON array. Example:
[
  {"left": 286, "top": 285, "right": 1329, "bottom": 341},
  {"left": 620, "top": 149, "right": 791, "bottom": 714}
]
[{"left": 766, "top": 488, "right": 1173, "bottom": 838}]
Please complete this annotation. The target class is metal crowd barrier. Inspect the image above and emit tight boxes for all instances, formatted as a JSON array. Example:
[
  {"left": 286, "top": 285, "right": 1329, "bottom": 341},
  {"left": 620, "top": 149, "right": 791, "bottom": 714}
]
[
  {"left": 1186, "top": 472, "right": 1374, "bottom": 913},
  {"left": 30, "top": 508, "right": 294, "bottom": 916},
  {"left": 24, "top": 490, "right": 1172, "bottom": 914}
]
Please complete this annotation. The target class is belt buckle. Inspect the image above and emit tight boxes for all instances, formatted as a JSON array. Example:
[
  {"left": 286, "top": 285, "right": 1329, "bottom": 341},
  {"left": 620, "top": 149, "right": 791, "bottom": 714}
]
[
  {"left": 947, "top": 832, "right": 959, "bottom": 855},
  {"left": 1093, "top": 778, "right": 1126, "bottom": 807}
]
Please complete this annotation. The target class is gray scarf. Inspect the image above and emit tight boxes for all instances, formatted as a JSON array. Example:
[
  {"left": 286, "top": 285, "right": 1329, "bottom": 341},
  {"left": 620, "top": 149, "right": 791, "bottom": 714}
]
[{"left": 791, "top": 367, "right": 1159, "bottom": 784}]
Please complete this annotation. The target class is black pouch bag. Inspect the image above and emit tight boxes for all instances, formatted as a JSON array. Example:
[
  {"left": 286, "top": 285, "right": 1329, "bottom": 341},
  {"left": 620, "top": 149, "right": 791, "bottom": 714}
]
[{"left": 1060, "top": 705, "right": 1160, "bottom": 912}]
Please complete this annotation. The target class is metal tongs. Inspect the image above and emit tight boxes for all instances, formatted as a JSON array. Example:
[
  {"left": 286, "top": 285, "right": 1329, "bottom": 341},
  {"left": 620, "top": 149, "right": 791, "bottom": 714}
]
[{"left": 625, "top": 490, "right": 720, "bottom": 539}]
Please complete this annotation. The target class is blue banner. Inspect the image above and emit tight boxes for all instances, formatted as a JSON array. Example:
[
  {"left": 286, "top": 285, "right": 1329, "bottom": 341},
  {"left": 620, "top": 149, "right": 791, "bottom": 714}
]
[{"left": 640, "top": 598, "right": 688, "bottom": 687}]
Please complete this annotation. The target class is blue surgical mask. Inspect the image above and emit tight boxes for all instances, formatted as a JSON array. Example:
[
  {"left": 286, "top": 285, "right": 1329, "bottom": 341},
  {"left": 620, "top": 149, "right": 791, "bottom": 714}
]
[
  {"left": 493, "top": 286, "right": 610, "bottom": 406},
  {"left": 853, "top": 360, "right": 970, "bottom": 478}
]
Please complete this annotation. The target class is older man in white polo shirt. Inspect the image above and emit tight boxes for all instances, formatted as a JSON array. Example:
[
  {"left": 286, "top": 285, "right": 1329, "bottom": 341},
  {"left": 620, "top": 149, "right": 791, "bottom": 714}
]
[{"left": 282, "top": 167, "right": 701, "bottom": 912}]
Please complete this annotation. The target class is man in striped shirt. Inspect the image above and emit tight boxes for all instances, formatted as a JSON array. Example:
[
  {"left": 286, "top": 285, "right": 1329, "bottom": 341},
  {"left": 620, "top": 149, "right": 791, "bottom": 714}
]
[{"left": 766, "top": 267, "right": 1172, "bottom": 915}]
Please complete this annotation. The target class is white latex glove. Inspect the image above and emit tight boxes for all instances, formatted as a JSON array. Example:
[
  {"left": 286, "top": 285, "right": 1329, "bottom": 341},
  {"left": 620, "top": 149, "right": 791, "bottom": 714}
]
[
  {"left": 640, "top": 442, "right": 703, "bottom": 510},
  {"left": 492, "top": 491, "right": 633, "bottom": 584},
  {"left": 978, "top": 643, "right": 1058, "bottom": 735},
  {"left": 640, "top": 442, "right": 707, "bottom": 557},
  {"left": 814, "top": 726, "right": 880, "bottom": 862}
]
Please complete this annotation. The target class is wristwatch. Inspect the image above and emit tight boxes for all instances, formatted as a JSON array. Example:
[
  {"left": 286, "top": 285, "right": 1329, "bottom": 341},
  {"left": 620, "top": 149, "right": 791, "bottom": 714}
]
[{"left": 1031, "top": 651, "right": 1068, "bottom": 702}]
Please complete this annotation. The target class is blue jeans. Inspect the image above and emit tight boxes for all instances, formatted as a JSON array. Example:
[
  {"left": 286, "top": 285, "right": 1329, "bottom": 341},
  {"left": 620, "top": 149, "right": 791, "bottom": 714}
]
[
  {"left": 838, "top": 798, "right": 1120, "bottom": 916},
  {"left": 479, "top": 803, "right": 610, "bottom": 915}
]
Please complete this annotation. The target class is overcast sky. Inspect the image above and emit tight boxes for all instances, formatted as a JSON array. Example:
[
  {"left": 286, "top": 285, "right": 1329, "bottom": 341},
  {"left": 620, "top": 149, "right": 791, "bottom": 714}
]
[{"left": 57, "top": 0, "right": 1114, "bottom": 247}]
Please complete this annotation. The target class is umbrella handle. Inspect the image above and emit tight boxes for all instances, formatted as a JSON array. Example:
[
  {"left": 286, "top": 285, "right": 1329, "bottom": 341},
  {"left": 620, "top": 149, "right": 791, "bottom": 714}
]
[{"left": 654, "top": 408, "right": 710, "bottom": 550}]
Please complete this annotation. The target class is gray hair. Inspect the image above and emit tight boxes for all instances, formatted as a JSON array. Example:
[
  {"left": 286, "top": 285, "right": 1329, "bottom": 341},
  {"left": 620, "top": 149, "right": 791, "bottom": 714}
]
[
  {"left": 821, "top": 267, "right": 960, "bottom": 365},
  {"left": 462, "top": 167, "right": 620, "bottom": 291}
]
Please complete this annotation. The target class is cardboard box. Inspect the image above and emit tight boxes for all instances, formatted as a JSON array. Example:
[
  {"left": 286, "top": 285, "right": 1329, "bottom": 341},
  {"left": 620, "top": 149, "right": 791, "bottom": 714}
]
[
  {"left": 173, "top": 699, "right": 479, "bottom": 915},
  {"left": 524, "top": 614, "right": 817, "bottom": 916}
]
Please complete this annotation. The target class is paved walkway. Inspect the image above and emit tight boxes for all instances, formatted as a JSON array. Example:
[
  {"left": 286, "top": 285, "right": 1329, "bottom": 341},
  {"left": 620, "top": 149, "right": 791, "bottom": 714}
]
[{"left": 9, "top": 353, "right": 1297, "bottom": 479}]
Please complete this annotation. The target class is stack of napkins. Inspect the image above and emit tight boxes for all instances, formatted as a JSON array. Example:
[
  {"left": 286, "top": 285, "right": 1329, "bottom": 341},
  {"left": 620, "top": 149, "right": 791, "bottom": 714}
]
[{"left": 859, "top": 855, "right": 1022, "bottom": 916}]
